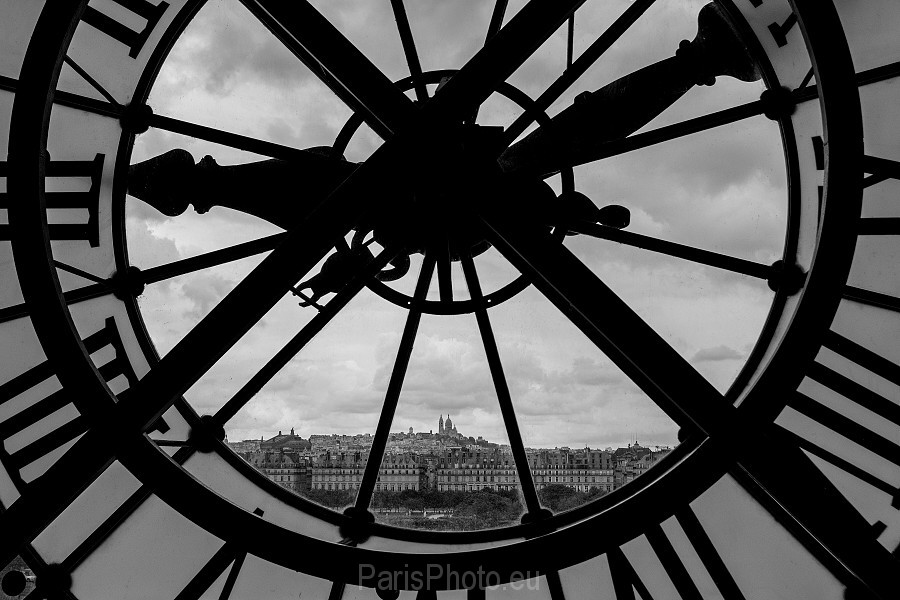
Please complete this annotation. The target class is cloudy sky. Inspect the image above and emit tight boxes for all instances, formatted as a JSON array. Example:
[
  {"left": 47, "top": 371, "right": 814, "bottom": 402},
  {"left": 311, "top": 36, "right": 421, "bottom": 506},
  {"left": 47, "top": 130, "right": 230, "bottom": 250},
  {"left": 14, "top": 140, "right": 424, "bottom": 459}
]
[{"left": 126, "top": 0, "right": 785, "bottom": 449}]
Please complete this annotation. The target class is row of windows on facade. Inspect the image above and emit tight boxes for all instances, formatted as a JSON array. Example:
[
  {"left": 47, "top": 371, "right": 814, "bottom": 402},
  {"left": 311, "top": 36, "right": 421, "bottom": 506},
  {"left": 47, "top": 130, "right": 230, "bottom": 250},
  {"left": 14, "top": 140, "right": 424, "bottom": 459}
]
[
  {"left": 272, "top": 472, "right": 626, "bottom": 494},
  {"left": 257, "top": 448, "right": 668, "bottom": 493}
]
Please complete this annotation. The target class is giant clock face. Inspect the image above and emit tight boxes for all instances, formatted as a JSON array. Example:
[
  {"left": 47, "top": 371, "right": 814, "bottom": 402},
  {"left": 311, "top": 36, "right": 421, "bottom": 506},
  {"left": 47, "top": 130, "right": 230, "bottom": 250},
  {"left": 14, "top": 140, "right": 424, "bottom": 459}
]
[{"left": 1, "top": 1, "right": 899, "bottom": 599}]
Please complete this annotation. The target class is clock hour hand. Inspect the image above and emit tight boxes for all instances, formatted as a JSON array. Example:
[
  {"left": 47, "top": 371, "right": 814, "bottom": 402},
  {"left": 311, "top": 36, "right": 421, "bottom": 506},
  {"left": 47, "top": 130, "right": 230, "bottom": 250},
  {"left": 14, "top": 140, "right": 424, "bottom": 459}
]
[
  {"left": 498, "top": 3, "right": 760, "bottom": 178},
  {"left": 127, "top": 148, "right": 358, "bottom": 229}
]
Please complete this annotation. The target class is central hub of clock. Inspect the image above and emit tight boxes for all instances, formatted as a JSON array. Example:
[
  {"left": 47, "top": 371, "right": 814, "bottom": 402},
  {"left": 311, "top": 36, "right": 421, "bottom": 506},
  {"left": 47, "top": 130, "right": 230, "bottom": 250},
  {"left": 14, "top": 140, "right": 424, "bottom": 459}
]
[{"left": 364, "top": 123, "right": 509, "bottom": 261}]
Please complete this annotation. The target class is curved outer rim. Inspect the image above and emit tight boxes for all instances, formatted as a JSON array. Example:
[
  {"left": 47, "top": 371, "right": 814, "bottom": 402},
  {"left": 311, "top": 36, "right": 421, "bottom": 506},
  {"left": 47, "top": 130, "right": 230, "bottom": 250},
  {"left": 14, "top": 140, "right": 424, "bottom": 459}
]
[
  {"left": 718, "top": 0, "right": 800, "bottom": 403},
  {"left": 104, "top": 0, "right": 806, "bottom": 546},
  {"left": 105, "top": 0, "right": 785, "bottom": 545},
  {"left": 7, "top": 0, "right": 863, "bottom": 586}
]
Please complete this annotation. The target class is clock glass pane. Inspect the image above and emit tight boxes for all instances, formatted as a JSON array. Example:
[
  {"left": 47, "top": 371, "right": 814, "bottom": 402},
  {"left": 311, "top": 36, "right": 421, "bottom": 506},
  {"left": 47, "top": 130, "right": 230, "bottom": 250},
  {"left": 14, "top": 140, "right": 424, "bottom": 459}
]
[{"left": 120, "top": 0, "right": 794, "bottom": 533}]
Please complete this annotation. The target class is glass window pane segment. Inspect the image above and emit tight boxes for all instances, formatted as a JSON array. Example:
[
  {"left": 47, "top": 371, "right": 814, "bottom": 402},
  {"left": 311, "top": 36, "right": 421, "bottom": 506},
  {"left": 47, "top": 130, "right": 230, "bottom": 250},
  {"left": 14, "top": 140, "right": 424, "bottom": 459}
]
[
  {"left": 0, "top": 1, "right": 43, "bottom": 79},
  {"left": 658, "top": 514, "right": 723, "bottom": 600},
  {"left": 181, "top": 450, "right": 343, "bottom": 543},
  {"left": 834, "top": 0, "right": 900, "bottom": 73},
  {"left": 620, "top": 533, "right": 683, "bottom": 600},
  {"left": 70, "top": 495, "right": 224, "bottom": 600},
  {"left": 689, "top": 474, "right": 845, "bottom": 600},
  {"left": 484, "top": 576, "right": 552, "bottom": 600},
  {"left": 558, "top": 555, "right": 614, "bottom": 600},
  {"left": 224, "top": 554, "right": 332, "bottom": 600},
  {"left": 848, "top": 236, "right": 900, "bottom": 300},
  {"left": 31, "top": 461, "right": 141, "bottom": 564}
]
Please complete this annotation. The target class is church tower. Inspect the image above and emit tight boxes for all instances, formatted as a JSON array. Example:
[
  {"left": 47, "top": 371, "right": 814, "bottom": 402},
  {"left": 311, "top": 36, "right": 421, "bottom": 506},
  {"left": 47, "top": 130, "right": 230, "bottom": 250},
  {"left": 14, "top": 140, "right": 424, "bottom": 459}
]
[{"left": 438, "top": 414, "right": 444, "bottom": 435}]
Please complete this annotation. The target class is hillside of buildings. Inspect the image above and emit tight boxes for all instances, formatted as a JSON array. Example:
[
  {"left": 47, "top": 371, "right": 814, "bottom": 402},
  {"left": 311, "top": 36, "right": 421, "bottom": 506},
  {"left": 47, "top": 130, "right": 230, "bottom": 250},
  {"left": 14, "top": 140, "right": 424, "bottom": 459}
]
[{"left": 227, "top": 416, "right": 672, "bottom": 532}]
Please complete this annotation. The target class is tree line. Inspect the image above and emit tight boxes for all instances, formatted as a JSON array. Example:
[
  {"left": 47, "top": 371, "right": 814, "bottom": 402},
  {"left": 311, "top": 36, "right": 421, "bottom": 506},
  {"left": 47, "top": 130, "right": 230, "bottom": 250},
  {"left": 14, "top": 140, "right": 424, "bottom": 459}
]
[{"left": 301, "top": 485, "right": 607, "bottom": 521}]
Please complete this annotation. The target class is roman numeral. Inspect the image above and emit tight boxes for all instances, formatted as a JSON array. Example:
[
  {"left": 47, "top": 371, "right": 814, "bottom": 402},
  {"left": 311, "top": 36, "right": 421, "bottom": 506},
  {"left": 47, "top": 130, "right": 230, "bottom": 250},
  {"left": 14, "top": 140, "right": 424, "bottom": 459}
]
[
  {"left": 812, "top": 139, "right": 900, "bottom": 233},
  {"left": 328, "top": 582, "right": 346, "bottom": 600},
  {"left": 768, "top": 13, "right": 797, "bottom": 48},
  {"left": 645, "top": 524, "right": 703, "bottom": 600},
  {"left": 811, "top": 136, "right": 825, "bottom": 215},
  {"left": 789, "top": 393, "right": 900, "bottom": 473},
  {"left": 0, "top": 318, "right": 137, "bottom": 488},
  {"left": 813, "top": 332, "right": 900, "bottom": 429},
  {"left": 863, "top": 155, "right": 900, "bottom": 188},
  {"left": 0, "top": 154, "right": 105, "bottom": 247},
  {"left": 81, "top": 0, "right": 170, "bottom": 58},
  {"left": 646, "top": 519, "right": 747, "bottom": 600},
  {"left": 857, "top": 154, "right": 900, "bottom": 233},
  {"left": 607, "top": 514, "right": 748, "bottom": 600},
  {"left": 0, "top": 282, "right": 113, "bottom": 326},
  {"left": 172, "top": 508, "right": 263, "bottom": 600},
  {"left": 858, "top": 218, "right": 900, "bottom": 235},
  {"left": 844, "top": 286, "right": 900, "bottom": 314},
  {"left": 812, "top": 140, "right": 900, "bottom": 191},
  {"left": 607, "top": 547, "right": 655, "bottom": 600},
  {"left": 674, "top": 510, "right": 748, "bottom": 600},
  {"left": 785, "top": 346, "right": 900, "bottom": 514}
]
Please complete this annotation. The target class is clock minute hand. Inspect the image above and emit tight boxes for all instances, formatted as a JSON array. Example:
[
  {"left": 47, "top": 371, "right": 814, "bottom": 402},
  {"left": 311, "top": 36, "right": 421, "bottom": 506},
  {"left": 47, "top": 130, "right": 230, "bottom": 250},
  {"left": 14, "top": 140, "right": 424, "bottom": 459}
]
[
  {"left": 498, "top": 3, "right": 760, "bottom": 178},
  {"left": 127, "top": 148, "right": 358, "bottom": 229}
]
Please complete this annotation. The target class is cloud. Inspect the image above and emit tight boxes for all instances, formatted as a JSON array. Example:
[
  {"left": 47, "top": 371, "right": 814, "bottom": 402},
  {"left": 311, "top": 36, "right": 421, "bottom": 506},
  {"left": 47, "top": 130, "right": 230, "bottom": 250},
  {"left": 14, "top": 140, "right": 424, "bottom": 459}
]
[
  {"left": 181, "top": 272, "right": 235, "bottom": 320},
  {"left": 123, "top": 217, "right": 183, "bottom": 270},
  {"left": 692, "top": 344, "right": 744, "bottom": 362},
  {"left": 163, "top": 0, "right": 315, "bottom": 96}
]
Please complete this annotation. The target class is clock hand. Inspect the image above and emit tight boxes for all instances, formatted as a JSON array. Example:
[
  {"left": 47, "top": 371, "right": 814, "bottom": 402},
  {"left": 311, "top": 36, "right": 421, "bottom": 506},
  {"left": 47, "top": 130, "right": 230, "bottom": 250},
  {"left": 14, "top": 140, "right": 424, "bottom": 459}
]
[
  {"left": 498, "top": 3, "right": 760, "bottom": 178},
  {"left": 128, "top": 142, "right": 629, "bottom": 246},
  {"left": 127, "top": 148, "right": 358, "bottom": 228}
]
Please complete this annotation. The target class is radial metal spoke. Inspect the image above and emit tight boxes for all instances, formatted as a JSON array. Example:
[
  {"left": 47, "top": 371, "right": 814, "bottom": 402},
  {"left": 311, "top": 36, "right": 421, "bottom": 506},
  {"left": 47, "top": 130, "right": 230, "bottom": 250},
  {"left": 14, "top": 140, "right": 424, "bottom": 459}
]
[
  {"left": 0, "top": 429, "right": 116, "bottom": 568},
  {"left": 239, "top": 0, "right": 415, "bottom": 140},
  {"left": 62, "top": 55, "right": 120, "bottom": 106},
  {"left": 843, "top": 285, "right": 900, "bottom": 313},
  {"left": 53, "top": 260, "right": 108, "bottom": 284},
  {"left": 502, "top": 97, "right": 765, "bottom": 177},
  {"left": 855, "top": 59, "right": 900, "bottom": 88},
  {"left": 568, "top": 222, "right": 774, "bottom": 280},
  {"left": 3, "top": 235, "right": 287, "bottom": 327},
  {"left": 389, "top": 0, "right": 428, "bottom": 103},
  {"left": 0, "top": 163, "right": 380, "bottom": 563},
  {"left": 793, "top": 59, "right": 900, "bottom": 106},
  {"left": 731, "top": 431, "right": 899, "bottom": 600},
  {"left": 60, "top": 446, "right": 195, "bottom": 574},
  {"left": 503, "top": 0, "right": 659, "bottom": 144},
  {"left": 481, "top": 213, "right": 726, "bottom": 435},
  {"left": 437, "top": 245, "right": 453, "bottom": 303},
  {"left": 467, "top": 0, "right": 510, "bottom": 124},
  {"left": 482, "top": 212, "right": 900, "bottom": 597},
  {"left": 354, "top": 255, "right": 436, "bottom": 509},
  {"left": 213, "top": 246, "right": 399, "bottom": 426},
  {"left": 0, "top": 282, "right": 111, "bottom": 325},
  {"left": 461, "top": 255, "right": 541, "bottom": 514},
  {"left": 140, "top": 233, "right": 288, "bottom": 285},
  {"left": 0, "top": 74, "right": 122, "bottom": 119},
  {"left": 427, "top": 0, "right": 586, "bottom": 122},
  {"left": 0, "top": 219, "right": 360, "bottom": 566},
  {"left": 545, "top": 571, "right": 567, "bottom": 600},
  {"left": 149, "top": 113, "right": 335, "bottom": 163},
  {"left": 485, "top": 0, "right": 510, "bottom": 42},
  {"left": 124, "top": 215, "right": 365, "bottom": 438}
]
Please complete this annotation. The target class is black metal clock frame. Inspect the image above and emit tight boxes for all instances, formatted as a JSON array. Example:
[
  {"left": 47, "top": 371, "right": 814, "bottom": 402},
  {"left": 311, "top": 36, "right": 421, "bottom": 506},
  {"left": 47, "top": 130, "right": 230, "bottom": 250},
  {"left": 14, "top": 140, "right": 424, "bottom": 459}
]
[{"left": 2, "top": 0, "right": 897, "bottom": 598}]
